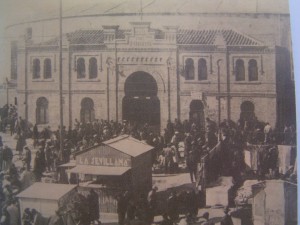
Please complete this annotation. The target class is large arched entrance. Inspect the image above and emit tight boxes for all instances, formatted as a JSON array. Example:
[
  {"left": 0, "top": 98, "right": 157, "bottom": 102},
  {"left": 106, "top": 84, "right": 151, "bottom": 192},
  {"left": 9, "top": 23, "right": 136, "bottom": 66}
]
[
  {"left": 123, "top": 71, "right": 160, "bottom": 128},
  {"left": 189, "top": 100, "right": 205, "bottom": 127}
]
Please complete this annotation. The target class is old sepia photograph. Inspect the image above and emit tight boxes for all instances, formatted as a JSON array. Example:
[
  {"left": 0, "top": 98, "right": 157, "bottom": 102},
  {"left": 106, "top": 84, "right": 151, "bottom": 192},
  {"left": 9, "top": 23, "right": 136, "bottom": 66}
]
[{"left": 0, "top": 0, "right": 297, "bottom": 224}]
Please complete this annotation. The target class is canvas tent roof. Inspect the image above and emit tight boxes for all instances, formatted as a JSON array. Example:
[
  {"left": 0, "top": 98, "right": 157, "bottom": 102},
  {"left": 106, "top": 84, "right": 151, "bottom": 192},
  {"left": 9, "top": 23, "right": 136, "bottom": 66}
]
[
  {"left": 103, "top": 135, "right": 153, "bottom": 157},
  {"left": 17, "top": 183, "right": 76, "bottom": 200}
]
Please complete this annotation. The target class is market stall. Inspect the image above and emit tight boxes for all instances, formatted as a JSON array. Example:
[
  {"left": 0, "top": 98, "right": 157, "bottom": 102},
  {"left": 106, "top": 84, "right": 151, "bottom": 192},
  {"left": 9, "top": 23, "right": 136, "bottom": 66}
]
[
  {"left": 17, "top": 182, "right": 77, "bottom": 224},
  {"left": 67, "top": 135, "right": 153, "bottom": 213}
]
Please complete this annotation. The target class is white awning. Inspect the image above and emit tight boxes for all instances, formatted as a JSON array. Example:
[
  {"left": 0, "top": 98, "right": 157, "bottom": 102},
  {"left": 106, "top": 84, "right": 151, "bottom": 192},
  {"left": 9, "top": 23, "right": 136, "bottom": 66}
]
[
  {"left": 67, "top": 165, "right": 131, "bottom": 176},
  {"left": 58, "top": 161, "right": 76, "bottom": 168}
]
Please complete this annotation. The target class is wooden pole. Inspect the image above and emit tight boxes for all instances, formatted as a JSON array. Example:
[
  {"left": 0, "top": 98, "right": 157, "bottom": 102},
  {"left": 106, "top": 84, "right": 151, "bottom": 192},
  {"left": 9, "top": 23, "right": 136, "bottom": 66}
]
[{"left": 59, "top": 0, "right": 64, "bottom": 158}]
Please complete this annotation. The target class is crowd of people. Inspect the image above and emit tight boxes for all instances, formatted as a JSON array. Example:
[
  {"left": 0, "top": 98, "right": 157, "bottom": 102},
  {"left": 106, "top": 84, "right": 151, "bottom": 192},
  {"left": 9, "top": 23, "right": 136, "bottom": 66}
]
[
  {"left": 0, "top": 103, "right": 297, "bottom": 225},
  {"left": 0, "top": 104, "right": 22, "bottom": 136},
  {"left": 114, "top": 186, "right": 224, "bottom": 225}
]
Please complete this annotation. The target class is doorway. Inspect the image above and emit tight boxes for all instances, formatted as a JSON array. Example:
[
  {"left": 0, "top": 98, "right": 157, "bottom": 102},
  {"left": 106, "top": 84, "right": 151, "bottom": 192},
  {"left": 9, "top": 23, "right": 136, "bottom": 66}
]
[
  {"left": 122, "top": 71, "right": 160, "bottom": 127},
  {"left": 240, "top": 101, "right": 255, "bottom": 124},
  {"left": 189, "top": 100, "right": 205, "bottom": 127}
]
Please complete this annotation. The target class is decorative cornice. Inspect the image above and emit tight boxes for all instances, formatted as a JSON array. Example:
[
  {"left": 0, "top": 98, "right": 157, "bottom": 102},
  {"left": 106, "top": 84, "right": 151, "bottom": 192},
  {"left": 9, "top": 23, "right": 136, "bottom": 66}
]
[
  {"left": 180, "top": 90, "right": 276, "bottom": 98},
  {"left": 23, "top": 44, "right": 273, "bottom": 54},
  {"left": 17, "top": 90, "right": 106, "bottom": 94}
]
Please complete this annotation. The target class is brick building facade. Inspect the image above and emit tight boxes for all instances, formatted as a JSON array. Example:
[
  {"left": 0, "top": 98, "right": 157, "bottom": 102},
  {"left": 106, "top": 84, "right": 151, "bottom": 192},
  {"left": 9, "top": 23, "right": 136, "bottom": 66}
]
[{"left": 15, "top": 18, "right": 294, "bottom": 131}]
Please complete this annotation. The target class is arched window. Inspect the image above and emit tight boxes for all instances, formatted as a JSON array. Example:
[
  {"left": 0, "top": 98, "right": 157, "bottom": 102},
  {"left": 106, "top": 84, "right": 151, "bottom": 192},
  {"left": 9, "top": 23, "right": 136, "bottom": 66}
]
[
  {"left": 77, "top": 58, "right": 85, "bottom": 79},
  {"left": 198, "top": 58, "right": 208, "bottom": 80},
  {"left": 32, "top": 59, "right": 40, "bottom": 79},
  {"left": 36, "top": 97, "right": 49, "bottom": 124},
  {"left": 43, "top": 58, "right": 52, "bottom": 79},
  {"left": 80, "top": 98, "right": 95, "bottom": 123},
  {"left": 89, "top": 57, "right": 98, "bottom": 79},
  {"left": 185, "top": 58, "right": 195, "bottom": 80},
  {"left": 248, "top": 59, "right": 258, "bottom": 81},
  {"left": 235, "top": 59, "right": 245, "bottom": 81}
]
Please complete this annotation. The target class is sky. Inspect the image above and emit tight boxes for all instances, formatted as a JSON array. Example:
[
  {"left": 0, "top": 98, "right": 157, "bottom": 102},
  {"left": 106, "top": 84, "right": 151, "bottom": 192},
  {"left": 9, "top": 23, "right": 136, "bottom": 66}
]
[{"left": 0, "top": 0, "right": 291, "bottom": 33}]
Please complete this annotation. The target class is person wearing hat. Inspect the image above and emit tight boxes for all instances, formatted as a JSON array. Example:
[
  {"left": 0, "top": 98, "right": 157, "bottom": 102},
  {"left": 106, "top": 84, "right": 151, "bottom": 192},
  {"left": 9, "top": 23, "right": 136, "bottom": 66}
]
[
  {"left": 45, "top": 143, "right": 54, "bottom": 172},
  {"left": 147, "top": 186, "right": 158, "bottom": 224},
  {"left": 117, "top": 191, "right": 129, "bottom": 225},
  {"left": 87, "top": 189, "right": 101, "bottom": 225},
  {"left": 171, "top": 131, "right": 180, "bottom": 154},
  {"left": 33, "top": 149, "right": 44, "bottom": 182},
  {"left": 22, "top": 208, "right": 33, "bottom": 225},
  {"left": 6, "top": 199, "right": 19, "bottom": 225},
  {"left": 163, "top": 144, "right": 174, "bottom": 174},
  {"left": 2, "top": 145, "right": 13, "bottom": 172},
  {"left": 23, "top": 146, "right": 31, "bottom": 171},
  {"left": 16, "top": 132, "right": 26, "bottom": 159},
  {"left": 184, "top": 132, "right": 192, "bottom": 158},
  {"left": 186, "top": 143, "right": 199, "bottom": 183},
  {"left": 166, "top": 190, "right": 179, "bottom": 223}
]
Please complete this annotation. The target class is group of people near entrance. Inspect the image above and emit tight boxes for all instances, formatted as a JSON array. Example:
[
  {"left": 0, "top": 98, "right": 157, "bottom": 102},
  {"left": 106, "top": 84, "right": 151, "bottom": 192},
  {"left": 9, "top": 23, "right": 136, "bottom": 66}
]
[{"left": 116, "top": 186, "right": 233, "bottom": 225}]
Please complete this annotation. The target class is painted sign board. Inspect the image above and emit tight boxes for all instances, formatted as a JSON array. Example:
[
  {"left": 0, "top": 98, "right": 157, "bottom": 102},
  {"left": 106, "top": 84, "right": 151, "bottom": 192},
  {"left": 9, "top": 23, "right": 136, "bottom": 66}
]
[{"left": 76, "top": 145, "right": 131, "bottom": 167}]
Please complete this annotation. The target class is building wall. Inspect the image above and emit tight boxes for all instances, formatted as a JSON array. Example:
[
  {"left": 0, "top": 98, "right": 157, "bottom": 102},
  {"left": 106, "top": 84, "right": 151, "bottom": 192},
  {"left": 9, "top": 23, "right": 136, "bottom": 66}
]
[
  {"left": 178, "top": 46, "right": 277, "bottom": 127},
  {"left": 230, "top": 96, "right": 277, "bottom": 126},
  {"left": 0, "top": 86, "right": 17, "bottom": 108},
  {"left": 15, "top": 21, "right": 285, "bottom": 131}
]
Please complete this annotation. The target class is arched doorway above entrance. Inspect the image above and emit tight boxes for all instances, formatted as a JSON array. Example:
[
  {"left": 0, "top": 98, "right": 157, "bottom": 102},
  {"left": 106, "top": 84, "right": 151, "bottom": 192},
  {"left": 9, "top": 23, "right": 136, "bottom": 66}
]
[
  {"left": 240, "top": 101, "right": 256, "bottom": 128},
  {"left": 189, "top": 100, "right": 205, "bottom": 128},
  {"left": 80, "top": 98, "right": 95, "bottom": 124},
  {"left": 123, "top": 71, "right": 160, "bottom": 130},
  {"left": 124, "top": 71, "right": 158, "bottom": 97}
]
